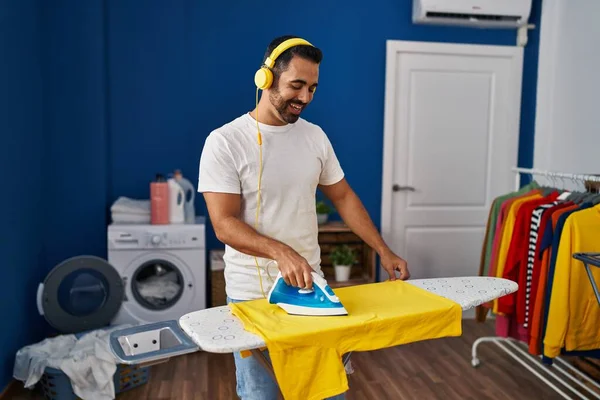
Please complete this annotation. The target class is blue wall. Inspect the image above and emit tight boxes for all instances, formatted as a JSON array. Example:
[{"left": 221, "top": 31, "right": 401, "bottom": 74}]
[
  {"left": 106, "top": 0, "right": 541, "bottom": 252},
  {"left": 0, "top": 0, "right": 46, "bottom": 391},
  {"left": 42, "top": 2, "right": 109, "bottom": 270},
  {"left": 0, "top": 0, "right": 541, "bottom": 391}
]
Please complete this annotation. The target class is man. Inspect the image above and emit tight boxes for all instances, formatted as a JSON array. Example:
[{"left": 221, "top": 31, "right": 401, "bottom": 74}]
[{"left": 197, "top": 35, "right": 410, "bottom": 400}]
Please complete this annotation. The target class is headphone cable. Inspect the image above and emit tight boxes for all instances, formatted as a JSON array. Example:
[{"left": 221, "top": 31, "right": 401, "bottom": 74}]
[{"left": 254, "top": 87, "right": 268, "bottom": 298}]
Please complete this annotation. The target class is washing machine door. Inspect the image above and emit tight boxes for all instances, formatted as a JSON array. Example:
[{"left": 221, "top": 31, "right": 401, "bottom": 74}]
[{"left": 37, "top": 255, "right": 124, "bottom": 333}]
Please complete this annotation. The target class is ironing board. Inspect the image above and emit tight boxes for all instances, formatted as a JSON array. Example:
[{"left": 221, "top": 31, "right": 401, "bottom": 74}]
[
  {"left": 177, "top": 276, "right": 517, "bottom": 354},
  {"left": 109, "top": 276, "right": 517, "bottom": 383}
]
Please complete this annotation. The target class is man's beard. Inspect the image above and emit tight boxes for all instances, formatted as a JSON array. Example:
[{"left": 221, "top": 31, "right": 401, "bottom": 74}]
[{"left": 269, "top": 88, "right": 305, "bottom": 124}]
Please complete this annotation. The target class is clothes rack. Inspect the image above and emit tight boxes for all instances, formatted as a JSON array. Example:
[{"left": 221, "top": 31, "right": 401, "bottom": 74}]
[
  {"left": 512, "top": 167, "right": 600, "bottom": 186},
  {"left": 472, "top": 166, "right": 600, "bottom": 400}
]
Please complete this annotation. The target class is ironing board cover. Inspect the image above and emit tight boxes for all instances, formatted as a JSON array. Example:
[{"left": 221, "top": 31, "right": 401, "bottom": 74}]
[{"left": 179, "top": 276, "right": 517, "bottom": 353}]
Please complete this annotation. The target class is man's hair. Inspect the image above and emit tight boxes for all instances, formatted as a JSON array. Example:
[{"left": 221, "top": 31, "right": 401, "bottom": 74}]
[{"left": 262, "top": 35, "right": 323, "bottom": 76}]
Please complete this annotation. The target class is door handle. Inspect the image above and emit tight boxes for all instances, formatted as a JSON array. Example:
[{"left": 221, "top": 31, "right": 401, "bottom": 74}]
[{"left": 393, "top": 184, "right": 415, "bottom": 192}]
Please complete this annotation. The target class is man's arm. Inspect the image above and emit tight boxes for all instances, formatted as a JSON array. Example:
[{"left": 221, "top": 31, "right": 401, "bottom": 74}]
[
  {"left": 318, "top": 178, "right": 410, "bottom": 280},
  {"left": 203, "top": 191, "right": 286, "bottom": 259},
  {"left": 203, "top": 191, "right": 315, "bottom": 288}
]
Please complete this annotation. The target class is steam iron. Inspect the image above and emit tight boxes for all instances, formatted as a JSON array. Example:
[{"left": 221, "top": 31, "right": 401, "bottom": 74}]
[{"left": 267, "top": 271, "right": 348, "bottom": 316}]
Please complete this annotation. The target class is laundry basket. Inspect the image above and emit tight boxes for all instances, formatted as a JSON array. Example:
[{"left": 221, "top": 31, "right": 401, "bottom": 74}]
[{"left": 39, "top": 363, "right": 150, "bottom": 400}]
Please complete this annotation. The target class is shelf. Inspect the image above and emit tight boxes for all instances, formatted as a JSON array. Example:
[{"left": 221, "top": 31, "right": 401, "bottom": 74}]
[
  {"left": 328, "top": 277, "right": 370, "bottom": 288},
  {"left": 318, "top": 220, "right": 351, "bottom": 232},
  {"left": 318, "top": 222, "right": 376, "bottom": 287}
]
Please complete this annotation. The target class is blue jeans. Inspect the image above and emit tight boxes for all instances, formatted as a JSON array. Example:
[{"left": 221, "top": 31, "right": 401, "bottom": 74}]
[{"left": 228, "top": 297, "right": 346, "bottom": 400}]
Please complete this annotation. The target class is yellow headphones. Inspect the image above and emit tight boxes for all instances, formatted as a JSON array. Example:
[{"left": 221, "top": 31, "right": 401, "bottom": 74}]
[
  {"left": 252, "top": 37, "right": 314, "bottom": 298},
  {"left": 254, "top": 37, "right": 314, "bottom": 90}
]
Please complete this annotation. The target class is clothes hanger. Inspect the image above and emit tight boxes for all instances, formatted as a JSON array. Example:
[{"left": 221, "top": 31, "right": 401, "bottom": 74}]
[
  {"left": 543, "top": 173, "right": 560, "bottom": 197},
  {"left": 583, "top": 179, "right": 600, "bottom": 205},
  {"left": 566, "top": 175, "right": 585, "bottom": 203},
  {"left": 573, "top": 177, "right": 596, "bottom": 205},
  {"left": 521, "top": 172, "right": 537, "bottom": 192},
  {"left": 555, "top": 175, "right": 570, "bottom": 200},
  {"left": 536, "top": 172, "right": 552, "bottom": 196},
  {"left": 582, "top": 178, "right": 600, "bottom": 205}
]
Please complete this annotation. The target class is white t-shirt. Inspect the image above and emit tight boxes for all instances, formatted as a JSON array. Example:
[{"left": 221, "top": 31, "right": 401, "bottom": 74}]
[{"left": 197, "top": 112, "right": 345, "bottom": 300}]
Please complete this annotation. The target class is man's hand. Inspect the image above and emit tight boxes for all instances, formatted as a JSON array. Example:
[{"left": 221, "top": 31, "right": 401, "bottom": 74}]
[
  {"left": 274, "top": 247, "right": 314, "bottom": 289},
  {"left": 380, "top": 250, "right": 410, "bottom": 281}
]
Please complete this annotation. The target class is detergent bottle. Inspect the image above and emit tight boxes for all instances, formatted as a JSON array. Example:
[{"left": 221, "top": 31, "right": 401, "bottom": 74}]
[
  {"left": 167, "top": 175, "right": 185, "bottom": 224},
  {"left": 150, "top": 174, "right": 169, "bottom": 224},
  {"left": 174, "top": 169, "right": 196, "bottom": 224}
]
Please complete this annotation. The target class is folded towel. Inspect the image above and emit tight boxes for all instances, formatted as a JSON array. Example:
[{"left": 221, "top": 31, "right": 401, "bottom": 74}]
[
  {"left": 111, "top": 212, "right": 151, "bottom": 224},
  {"left": 110, "top": 197, "right": 151, "bottom": 215}
]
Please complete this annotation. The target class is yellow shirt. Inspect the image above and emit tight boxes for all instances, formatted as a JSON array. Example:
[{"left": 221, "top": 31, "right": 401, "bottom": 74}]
[
  {"left": 230, "top": 280, "right": 462, "bottom": 400},
  {"left": 492, "top": 192, "right": 542, "bottom": 313},
  {"left": 544, "top": 205, "right": 600, "bottom": 358}
]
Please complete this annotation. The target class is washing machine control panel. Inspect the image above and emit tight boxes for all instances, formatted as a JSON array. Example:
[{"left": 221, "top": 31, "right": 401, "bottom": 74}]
[
  {"left": 107, "top": 224, "right": 205, "bottom": 250},
  {"left": 144, "top": 232, "right": 200, "bottom": 248},
  {"left": 151, "top": 234, "right": 162, "bottom": 245}
]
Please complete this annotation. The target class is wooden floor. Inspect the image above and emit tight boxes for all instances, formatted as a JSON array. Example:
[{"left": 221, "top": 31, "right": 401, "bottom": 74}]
[{"left": 7, "top": 320, "right": 599, "bottom": 399}]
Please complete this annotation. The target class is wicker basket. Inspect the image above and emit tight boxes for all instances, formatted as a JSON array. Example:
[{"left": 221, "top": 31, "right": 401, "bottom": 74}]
[{"left": 39, "top": 364, "right": 150, "bottom": 400}]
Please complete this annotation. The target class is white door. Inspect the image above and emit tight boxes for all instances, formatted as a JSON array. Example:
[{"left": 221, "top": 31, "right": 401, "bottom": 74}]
[{"left": 380, "top": 41, "right": 523, "bottom": 287}]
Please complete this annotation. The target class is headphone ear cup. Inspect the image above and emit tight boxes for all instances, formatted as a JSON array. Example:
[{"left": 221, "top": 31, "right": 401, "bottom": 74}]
[{"left": 254, "top": 67, "right": 273, "bottom": 90}]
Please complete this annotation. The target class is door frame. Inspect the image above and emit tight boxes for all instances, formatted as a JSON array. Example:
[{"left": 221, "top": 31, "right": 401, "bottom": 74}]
[
  {"left": 380, "top": 40, "right": 524, "bottom": 278},
  {"left": 532, "top": 0, "right": 561, "bottom": 170}
]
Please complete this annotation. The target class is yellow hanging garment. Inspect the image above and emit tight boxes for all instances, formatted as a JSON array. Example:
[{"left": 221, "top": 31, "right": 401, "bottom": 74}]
[
  {"left": 229, "top": 280, "right": 462, "bottom": 400},
  {"left": 543, "top": 205, "right": 600, "bottom": 358}
]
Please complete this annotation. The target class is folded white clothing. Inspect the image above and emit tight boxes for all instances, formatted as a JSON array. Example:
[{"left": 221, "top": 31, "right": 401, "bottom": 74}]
[
  {"left": 110, "top": 197, "right": 151, "bottom": 215},
  {"left": 111, "top": 212, "right": 151, "bottom": 224}
]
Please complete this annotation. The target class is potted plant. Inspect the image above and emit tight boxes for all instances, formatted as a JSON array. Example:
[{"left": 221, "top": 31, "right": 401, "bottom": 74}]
[
  {"left": 316, "top": 200, "right": 332, "bottom": 225},
  {"left": 330, "top": 244, "right": 356, "bottom": 282}
]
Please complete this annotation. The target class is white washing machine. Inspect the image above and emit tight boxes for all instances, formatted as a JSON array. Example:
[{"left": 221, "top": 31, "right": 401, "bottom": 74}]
[
  {"left": 35, "top": 218, "right": 207, "bottom": 334},
  {"left": 106, "top": 217, "right": 207, "bottom": 326}
]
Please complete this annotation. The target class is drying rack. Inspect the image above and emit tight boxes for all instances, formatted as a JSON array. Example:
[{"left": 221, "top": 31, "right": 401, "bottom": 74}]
[
  {"left": 572, "top": 253, "right": 600, "bottom": 307},
  {"left": 472, "top": 167, "right": 600, "bottom": 400}
]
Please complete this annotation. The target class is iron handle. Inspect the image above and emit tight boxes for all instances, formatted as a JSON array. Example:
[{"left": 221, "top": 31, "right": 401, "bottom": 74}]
[{"left": 393, "top": 184, "right": 415, "bottom": 192}]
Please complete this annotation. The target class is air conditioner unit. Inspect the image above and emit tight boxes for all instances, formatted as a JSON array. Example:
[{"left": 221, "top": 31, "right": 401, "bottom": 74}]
[{"left": 412, "top": 0, "right": 532, "bottom": 28}]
